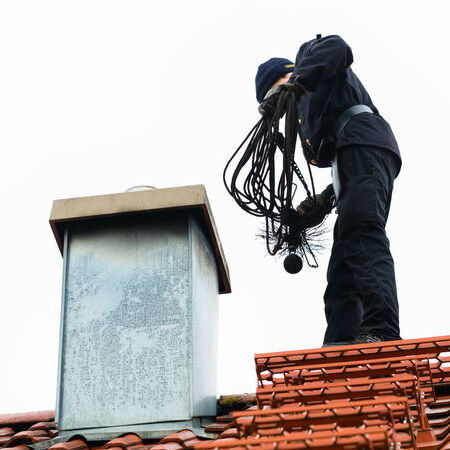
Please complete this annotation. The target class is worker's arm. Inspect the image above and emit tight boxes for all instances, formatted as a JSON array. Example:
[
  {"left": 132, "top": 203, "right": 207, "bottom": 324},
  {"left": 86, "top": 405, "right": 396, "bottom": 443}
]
[{"left": 290, "top": 35, "right": 353, "bottom": 92}]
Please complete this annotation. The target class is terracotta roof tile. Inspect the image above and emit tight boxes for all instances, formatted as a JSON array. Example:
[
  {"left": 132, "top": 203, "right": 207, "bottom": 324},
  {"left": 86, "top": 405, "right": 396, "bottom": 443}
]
[
  {"left": 203, "top": 423, "right": 231, "bottom": 434},
  {"left": 150, "top": 444, "right": 183, "bottom": 450},
  {"left": 103, "top": 435, "right": 142, "bottom": 449},
  {"left": 47, "top": 429, "right": 59, "bottom": 438},
  {"left": 28, "top": 421, "right": 57, "bottom": 431},
  {"left": 0, "top": 412, "right": 54, "bottom": 426},
  {"left": 0, "top": 429, "right": 14, "bottom": 438},
  {"left": 183, "top": 442, "right": 200, "bottom": 450},
  {"left": 216, "top": 428, "right": 238, "bottom": 439},
  {"left": 159, "top": 430, "right": 197, "bottom": 445},
  {"left": 48, "top": 438, "right": 88, "bottom": 450},
  {"left": 194, "top": 335, "right": 450, "bottom": 449},
  {"left": 1, "top": 446, "right": 31, "bottom": 450},
  {"left": 213, "top": 416, "right": 233, "bottom": 424},
  {"left": 157, "top": 430, "right": 201, "bottom": 449},
  {"left": 0, "top": 429, "right": 15, "bottom": 447},
  {"left": 126, "top": 446, "right": 154, "bottom": 450},
  {"left": 6, "top": 430, "right": 51, "bottom": 446},
  {"left": 0, "top": 437, "right": 13, "bottom": 447}
]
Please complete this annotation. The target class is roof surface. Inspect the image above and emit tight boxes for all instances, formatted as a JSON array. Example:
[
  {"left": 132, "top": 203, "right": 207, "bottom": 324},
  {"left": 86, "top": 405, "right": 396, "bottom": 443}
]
[{"left": 1, "top": 335, "right": 449, "bottom": 449}]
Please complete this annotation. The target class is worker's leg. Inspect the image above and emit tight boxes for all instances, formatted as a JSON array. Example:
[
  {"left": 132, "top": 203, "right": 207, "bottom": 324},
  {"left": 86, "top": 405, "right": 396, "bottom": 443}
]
[
  {"left": 336, "top": 145, "right": 401, "bottom": 340},
  {"left": 323, "top": 218, "right": 363, "bottom": 344}
]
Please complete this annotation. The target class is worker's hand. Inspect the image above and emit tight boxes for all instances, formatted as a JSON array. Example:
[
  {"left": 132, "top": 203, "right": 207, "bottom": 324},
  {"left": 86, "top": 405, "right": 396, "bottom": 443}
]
[
  {"left": 258, "top": 85, "right": 282, "bottom": 116},
  {"left": 296, "top": 186, "right": 335, "bottom": 228},
  {"left": 258, "top": 83, "right": 305, "bottom": 117},
  {"left": 296, "top": 198, "right": 327, "bottom": 228}
]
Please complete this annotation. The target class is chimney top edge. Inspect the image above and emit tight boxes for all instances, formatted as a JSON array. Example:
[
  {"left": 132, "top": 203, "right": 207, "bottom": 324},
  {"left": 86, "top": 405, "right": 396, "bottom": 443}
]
[{"left": 49, "top": 185, "right": 231, "bottom": 293}]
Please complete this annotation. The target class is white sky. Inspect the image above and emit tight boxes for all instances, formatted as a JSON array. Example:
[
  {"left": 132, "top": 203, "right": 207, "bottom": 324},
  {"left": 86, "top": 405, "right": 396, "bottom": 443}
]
[{"left": 1, "top": 0, "right": 449, "bottom": 414}]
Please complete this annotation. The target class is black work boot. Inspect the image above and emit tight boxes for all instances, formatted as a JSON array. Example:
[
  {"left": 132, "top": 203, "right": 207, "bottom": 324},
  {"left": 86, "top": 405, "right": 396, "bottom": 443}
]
[{"left": 353, "top": 333, "right": 383, "bottom": 344}]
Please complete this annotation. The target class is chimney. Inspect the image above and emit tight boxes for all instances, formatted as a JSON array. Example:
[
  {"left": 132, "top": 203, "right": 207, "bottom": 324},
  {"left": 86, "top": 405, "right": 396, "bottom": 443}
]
[{"left": 49, "top": 185, "right": 230, "bottom": 440}]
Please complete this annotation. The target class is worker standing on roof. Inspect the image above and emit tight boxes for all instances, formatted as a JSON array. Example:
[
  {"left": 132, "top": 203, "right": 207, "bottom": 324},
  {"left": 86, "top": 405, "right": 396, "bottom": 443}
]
[{"left": 255, "top": 34, "right": 402, "bottom": 346}]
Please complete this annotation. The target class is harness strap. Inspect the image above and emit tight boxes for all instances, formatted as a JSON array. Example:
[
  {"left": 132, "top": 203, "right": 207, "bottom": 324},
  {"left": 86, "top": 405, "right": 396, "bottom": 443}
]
[
  {"left": 330, "top": 104, "right": 373, "bottom": 202},
  {"left": 332, "top": 104, "right": 373, "bottom": 139}
]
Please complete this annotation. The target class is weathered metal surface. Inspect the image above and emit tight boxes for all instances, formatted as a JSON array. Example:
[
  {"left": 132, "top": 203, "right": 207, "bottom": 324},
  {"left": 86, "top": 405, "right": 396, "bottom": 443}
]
[
  {"left": 190, "top": 216, "right": 219, "bottom": 417},
  {"left": 56, "top": 213, "right": 218, "bottom": 431},
  {"left": 49, "top": 185, "right": 231, "bottom": 294}
]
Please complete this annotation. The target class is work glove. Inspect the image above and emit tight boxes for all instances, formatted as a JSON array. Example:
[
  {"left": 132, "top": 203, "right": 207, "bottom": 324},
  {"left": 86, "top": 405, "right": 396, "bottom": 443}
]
[
  {"left": 258, "top": 82, "right": 306, "bottom": 117},
  {"left": 296, "top": 184, "right": 335, "bottom": 228}
]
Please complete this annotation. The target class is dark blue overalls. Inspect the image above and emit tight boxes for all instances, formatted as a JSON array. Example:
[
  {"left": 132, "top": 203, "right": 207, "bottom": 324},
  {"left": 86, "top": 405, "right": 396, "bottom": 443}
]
[{"left": 289, "top": 35, "right": 402, "bottom": 344}]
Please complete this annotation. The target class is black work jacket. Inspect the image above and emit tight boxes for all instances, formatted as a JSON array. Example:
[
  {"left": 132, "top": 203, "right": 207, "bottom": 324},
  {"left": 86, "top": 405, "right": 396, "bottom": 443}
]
[{"left": 289, "top": 35, "right": 401, "bottom": 172}]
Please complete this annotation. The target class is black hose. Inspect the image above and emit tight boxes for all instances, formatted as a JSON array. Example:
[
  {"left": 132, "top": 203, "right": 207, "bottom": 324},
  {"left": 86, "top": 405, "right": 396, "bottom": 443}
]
[{"left": 224, "top": 91, "right": 322, "bottom": 267}]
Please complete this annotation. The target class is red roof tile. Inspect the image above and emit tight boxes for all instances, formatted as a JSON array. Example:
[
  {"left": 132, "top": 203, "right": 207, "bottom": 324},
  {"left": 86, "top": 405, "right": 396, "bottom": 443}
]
[
  {"left": 6, "top": 429, "right": 51, "bottom": 446},
  {"left": 48, "top": 429, "right": 59, "bottom": 439},
  {"left": 203, "top": 423, "right": 231, "bottom": 434},
  {"left": 159, "top": 430, "right": 200, "bottom": 448},
  {"left": 103, "top": 435, "right": 142, "bottom": 449},
  {"left": 195, "top": 335, "right": 450, "bottom": 449},
  {"left": 28, "top": 421, "right": 57, "bottom": 431},
  {"left": 215, "top": 429, "right": 238, "bottom": 440},
  {"left": 1, "top": 446, "right": 31, "bottom": 450},
  {"left": 0, "top": 412, "right": 54, "bottom": 426},
  {"left": 160, "top": 430, "right": 197, "bottom": 444},
  {"left": 0, "top": 430, "right": 14, "bottom": 438},
  {"left": 0, "top": 429, "right": 15, "bottom": 448},
  {"left": 49, "top": 439, "right": 88, "bottom": 450},
  {"left": 150, "top": 445, "right": 183, "bottom": 450}
]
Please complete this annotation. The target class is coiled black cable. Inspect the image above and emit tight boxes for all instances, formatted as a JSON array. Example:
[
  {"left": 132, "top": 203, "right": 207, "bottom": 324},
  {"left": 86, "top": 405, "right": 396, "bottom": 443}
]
[{"left": 224, "top": 90, "right": 321, "bottom": 265}]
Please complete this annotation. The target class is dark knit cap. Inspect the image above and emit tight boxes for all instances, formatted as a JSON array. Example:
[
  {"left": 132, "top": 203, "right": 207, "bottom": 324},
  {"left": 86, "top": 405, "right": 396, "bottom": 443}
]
[{"left": 255, "top": 57, "right": 295, "bottom": 103}]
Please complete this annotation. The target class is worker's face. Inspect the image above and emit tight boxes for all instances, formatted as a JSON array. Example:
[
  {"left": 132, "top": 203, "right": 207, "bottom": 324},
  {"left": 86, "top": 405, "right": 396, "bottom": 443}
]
[{"left": 271, "top": 72, "right": 292, "bottom": 89}]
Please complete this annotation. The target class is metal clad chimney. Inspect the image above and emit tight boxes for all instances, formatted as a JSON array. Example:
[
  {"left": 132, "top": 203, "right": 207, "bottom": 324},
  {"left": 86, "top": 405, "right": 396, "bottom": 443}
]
[{"left": 49, "top": 185, "right": 230, "bottom": 440}]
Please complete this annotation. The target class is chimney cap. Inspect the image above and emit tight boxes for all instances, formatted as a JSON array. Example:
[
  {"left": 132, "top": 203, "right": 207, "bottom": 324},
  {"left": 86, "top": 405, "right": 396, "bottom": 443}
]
[{"left": 49, "top": 184, "right": 230, "bottom": 293}]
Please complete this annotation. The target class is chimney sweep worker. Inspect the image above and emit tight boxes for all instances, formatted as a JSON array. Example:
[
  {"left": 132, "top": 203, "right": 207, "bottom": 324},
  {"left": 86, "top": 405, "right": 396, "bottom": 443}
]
[{"left": 256, "top": 34, "right": 402, "bottom": 346}]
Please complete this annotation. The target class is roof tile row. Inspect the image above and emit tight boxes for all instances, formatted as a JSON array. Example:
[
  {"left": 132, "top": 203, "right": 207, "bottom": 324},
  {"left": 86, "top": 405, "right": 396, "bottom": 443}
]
[{"left": 197, "top": 335, "right": 450, "bottom": 449}]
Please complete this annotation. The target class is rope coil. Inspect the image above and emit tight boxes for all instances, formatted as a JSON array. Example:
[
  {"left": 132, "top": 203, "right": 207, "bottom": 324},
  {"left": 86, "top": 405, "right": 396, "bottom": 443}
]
[{"left": 224, "top": 91, "right": 324, "bottom": 268}]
